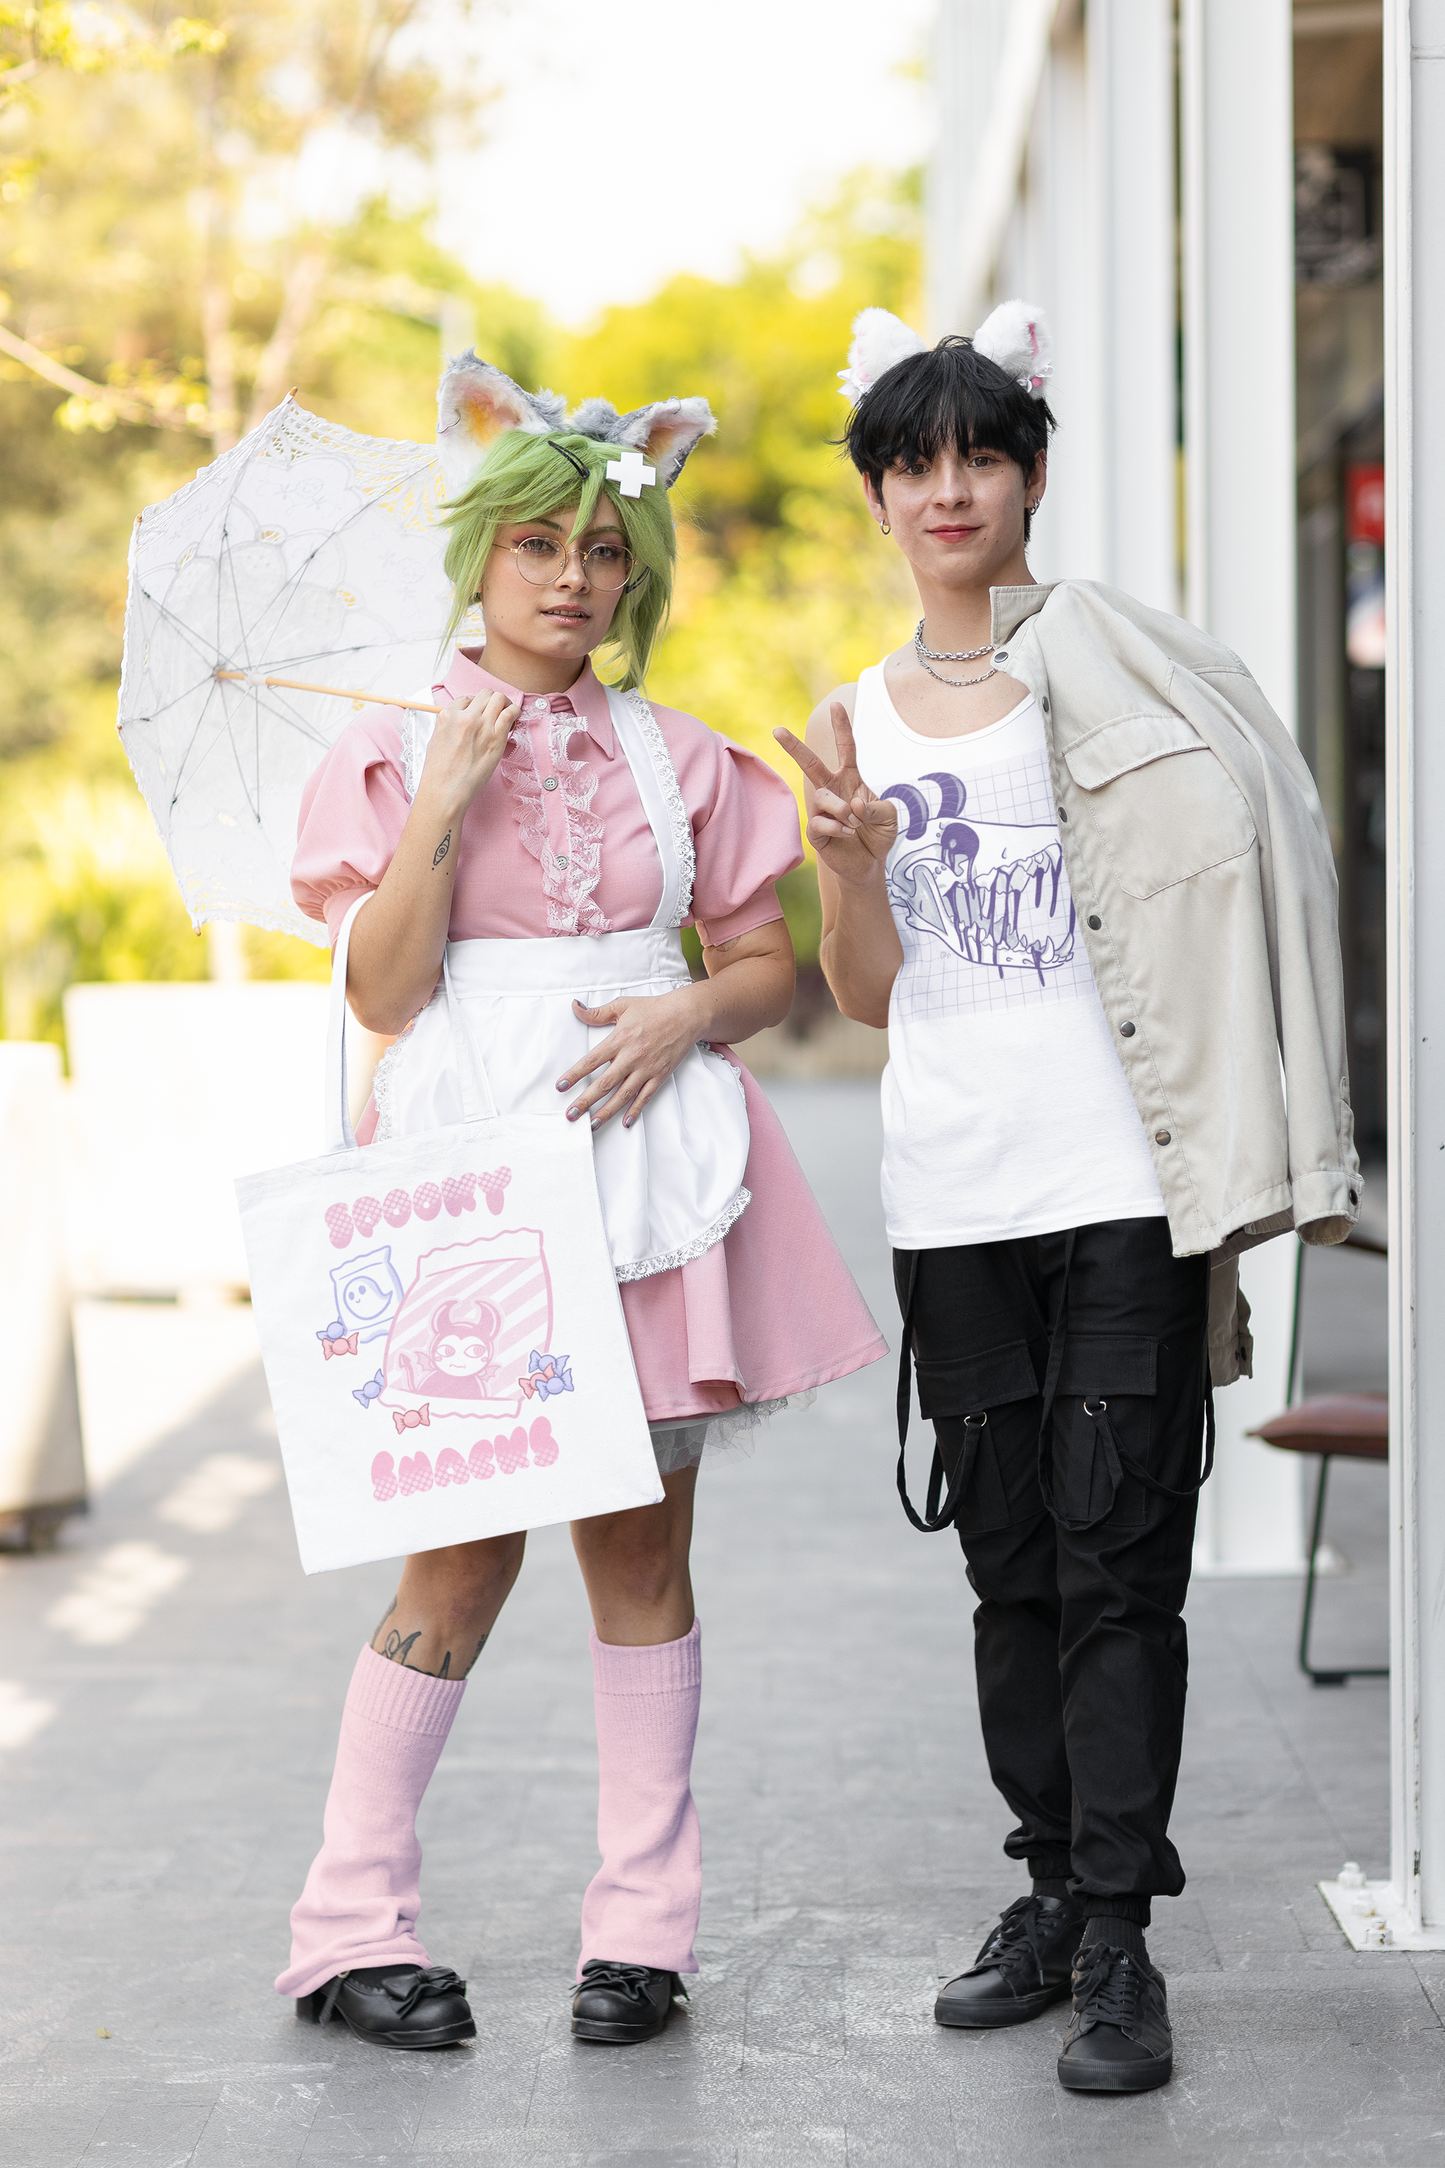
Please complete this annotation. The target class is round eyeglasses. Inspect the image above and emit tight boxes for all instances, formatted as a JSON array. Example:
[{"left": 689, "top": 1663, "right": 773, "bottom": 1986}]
[{"left": 502, "top": 534, "right": 636, "bottom": 591}]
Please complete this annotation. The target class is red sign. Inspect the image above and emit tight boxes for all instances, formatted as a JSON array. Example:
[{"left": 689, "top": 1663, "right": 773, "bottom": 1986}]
[{"left": 1346, "top": 464, "right": 1386, "bottom": 546}]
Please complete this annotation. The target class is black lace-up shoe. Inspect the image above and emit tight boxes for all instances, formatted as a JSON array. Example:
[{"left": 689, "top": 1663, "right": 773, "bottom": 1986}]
[
  {"left": 571, "top": 1961, "right": 687, "bottom": 2044},
  {"left": 296, "top": 1964, "right": 476, "bottom": 2050},
  {"left": 1056, "top": 1943, "right": 1173, "bottom": 2092},
  {"left": 934, "top": 1893, "right": 1085, "bottom": 2028}
]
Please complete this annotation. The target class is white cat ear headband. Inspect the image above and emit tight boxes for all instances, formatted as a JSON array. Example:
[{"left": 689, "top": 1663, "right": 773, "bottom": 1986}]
[
  {"left": 837, "top": 300, "right": 1054, "bottom": 404},
  {"left": 437, "top": 350, "right": 716, "bottom": 496}
]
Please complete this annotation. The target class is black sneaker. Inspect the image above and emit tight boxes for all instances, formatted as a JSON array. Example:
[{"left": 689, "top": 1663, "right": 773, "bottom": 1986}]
[
  {"left": 1057, "top": 1943, "right": 1173, "bottom": 2092},
  {"left": 571, "top": 1961, "right": 687, "bottom": 2044},
  {"left": 296, "top": 1964, "right": 476, "bottom": 2050},
  {"left": 934, "top": 1893, "right": 1085, "bottom": 2029}
]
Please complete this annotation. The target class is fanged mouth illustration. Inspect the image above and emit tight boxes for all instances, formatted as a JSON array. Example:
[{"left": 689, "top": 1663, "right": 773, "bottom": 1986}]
[{"left": 891, "top": 840, "right": 1076, "bottom": 984}]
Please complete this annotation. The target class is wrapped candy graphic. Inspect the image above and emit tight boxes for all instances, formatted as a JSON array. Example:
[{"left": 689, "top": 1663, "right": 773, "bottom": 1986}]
[
  {"left": 317, "top": 1325, "right": 359, "bottom": 1360},
  {"left": 352, "top": 1370, "right": 384, "bottom": 1410},
  {"left": 519, "top": 1349, "right": 573, "bottom": 1401},
  {"left": 378, "top": 1228, "right": 554, "bottom": 1424},
  {"left": 393, "top": 1405, "right": 431, "bottom": 1434}
]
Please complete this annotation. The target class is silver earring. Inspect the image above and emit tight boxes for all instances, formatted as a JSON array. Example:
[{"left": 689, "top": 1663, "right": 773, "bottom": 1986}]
[{"left": 880, "top": 520, "right": 891, "bottom": 535}]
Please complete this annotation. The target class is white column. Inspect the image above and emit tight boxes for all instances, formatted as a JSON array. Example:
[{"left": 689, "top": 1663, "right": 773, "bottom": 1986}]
[
  {"left": 1180, "top": 0, "right": 1304, "bottom": 1575},
  {"left": 1381, "top": 0, "right": 1445, "bottom": 1947},
  {"left": 1089, "top": 0, "right": 1178, "bottom": 612},
  {"left": 1181, "top": 0, "right": 1298, "bottom": 717}
]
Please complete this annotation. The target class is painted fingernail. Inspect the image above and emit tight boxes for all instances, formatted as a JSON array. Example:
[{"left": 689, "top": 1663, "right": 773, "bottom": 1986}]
[
  {"left": 566, "top": 1107, "right": 580, "bottom": 1121},
  {"left": 555, "top": 1079, "right": 569, "bottom": 1091}
]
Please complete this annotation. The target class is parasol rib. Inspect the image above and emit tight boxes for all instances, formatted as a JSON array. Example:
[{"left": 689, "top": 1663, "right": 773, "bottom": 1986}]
[{"left": 215, "top": 670, "right": 441, "bottom": 713}]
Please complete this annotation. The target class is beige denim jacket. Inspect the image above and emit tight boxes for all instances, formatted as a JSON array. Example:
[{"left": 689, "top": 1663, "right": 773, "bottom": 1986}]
[{"left": 988, "top": 580, "right": 1361, "bottom": 1386}]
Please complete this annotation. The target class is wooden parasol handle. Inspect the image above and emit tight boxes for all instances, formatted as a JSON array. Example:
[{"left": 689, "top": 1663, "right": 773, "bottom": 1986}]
[{"left": 215, "top": 669, "right": 441, "bottom": 714}]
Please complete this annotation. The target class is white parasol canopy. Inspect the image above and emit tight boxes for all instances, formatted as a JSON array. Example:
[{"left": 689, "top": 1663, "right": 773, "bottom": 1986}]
[{"left": 119, "top": 395, "right": 482, "bottom": 944}]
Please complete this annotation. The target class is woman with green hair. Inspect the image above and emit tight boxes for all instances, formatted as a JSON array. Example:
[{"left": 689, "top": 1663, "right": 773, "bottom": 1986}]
[{"left": 280, "top": 355, "right": 885, "bottom": 2053}]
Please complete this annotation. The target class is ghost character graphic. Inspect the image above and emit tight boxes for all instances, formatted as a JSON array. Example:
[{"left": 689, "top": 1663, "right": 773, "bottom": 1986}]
[{"left": 330, "top": 1247, "right": 405, "bottom": 1347}]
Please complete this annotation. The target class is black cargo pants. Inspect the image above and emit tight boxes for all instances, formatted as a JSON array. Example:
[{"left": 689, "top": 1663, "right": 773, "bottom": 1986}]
[{"left": 894, "top": 1217, "right": 1212, "bottom": 1922}]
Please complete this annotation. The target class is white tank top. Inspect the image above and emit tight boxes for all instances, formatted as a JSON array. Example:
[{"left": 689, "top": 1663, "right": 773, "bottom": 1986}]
[{"left": 850, "top": 661, "right": 1165, "bottom": 1249}]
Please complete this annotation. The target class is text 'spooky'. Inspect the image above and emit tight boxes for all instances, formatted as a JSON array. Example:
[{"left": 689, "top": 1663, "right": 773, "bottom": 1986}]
[
  {"left": 324, "top": 1169, "right": 512, "bottom": 1250},
  {"left": 370, "top": 1415, "right": 558, "bottom": 1501}
]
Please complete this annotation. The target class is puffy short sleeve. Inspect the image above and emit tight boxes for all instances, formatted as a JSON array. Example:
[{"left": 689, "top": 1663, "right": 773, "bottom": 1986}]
[
  {"left": 682, "top": 731, "right": 805, "bottom": 948},
  {"left": 291, "top": 712, "right": 410, "bottom": 942}
]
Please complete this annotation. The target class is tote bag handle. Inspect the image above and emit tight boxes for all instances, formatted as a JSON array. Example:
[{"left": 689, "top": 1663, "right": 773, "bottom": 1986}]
[{"left": 326, "top": 892, "right": 498, "bottom": 1153}]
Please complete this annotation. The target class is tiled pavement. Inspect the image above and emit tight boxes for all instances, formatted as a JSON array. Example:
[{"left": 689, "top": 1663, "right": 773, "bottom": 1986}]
[{"left": 1, "top": 1085, "right": 1427, "bottom": 2167}]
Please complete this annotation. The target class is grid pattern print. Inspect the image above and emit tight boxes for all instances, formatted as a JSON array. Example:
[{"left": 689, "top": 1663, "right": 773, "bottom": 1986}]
[{"left": 883, "top": 744, "right": 1097, "bottom": 1023}]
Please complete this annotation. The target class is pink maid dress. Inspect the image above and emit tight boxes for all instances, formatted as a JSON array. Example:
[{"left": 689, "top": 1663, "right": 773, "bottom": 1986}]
[{"left": 291, "top": 649, "right": 886, "bottom": 1432}]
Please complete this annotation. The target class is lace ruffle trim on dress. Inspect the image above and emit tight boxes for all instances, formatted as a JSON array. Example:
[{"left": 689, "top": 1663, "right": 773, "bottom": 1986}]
[
  {"left": 649, "top": 1391, "right": 820, "bottom": 1472},
  {"left": 612, "top": 1185, "right": 752, "bottom": 1282},
  {"left": 369, "top": 1014, "right": 418, "bottom": 1143},
  {"left": 496, "top": 717, "right": 609, "bottom": 936}
]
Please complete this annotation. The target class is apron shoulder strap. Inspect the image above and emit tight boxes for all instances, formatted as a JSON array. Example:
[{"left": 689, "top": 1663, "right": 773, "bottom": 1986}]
[{"left": 605, "top": 686, "right": 695, "bottom": 929}]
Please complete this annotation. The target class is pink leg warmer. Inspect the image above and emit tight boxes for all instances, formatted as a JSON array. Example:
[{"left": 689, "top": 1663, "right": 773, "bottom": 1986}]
[
  {"left": 578, "top": 1619, "right": 702, "bottom": 1978},
  {"left": 275, "top": 1645, "right": 464, "bottom": 1999}
]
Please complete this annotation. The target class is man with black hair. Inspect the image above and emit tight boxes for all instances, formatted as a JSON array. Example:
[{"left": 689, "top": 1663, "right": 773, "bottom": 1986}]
[{"left": 776, "top": 303, "right": 1358, "bottom": 2095}]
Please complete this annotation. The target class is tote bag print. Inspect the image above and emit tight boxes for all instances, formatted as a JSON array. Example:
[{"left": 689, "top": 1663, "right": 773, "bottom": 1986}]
[{"left": 236, "top": 903, "right": 662, "bottom": 1574}]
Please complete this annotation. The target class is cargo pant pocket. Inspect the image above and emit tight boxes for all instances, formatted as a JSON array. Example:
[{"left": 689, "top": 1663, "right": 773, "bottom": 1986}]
[
  {"left": 1049, "top": 1334, "right": 1159, "bottom": 1532},
  {"left": 917, "top": 1338, "right": 1044, "bottom": 1533}
]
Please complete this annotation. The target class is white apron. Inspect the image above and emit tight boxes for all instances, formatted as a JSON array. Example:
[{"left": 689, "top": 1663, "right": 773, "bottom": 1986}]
[{"left": 373, "top": 686, "right": 752, "bottom": 1282}]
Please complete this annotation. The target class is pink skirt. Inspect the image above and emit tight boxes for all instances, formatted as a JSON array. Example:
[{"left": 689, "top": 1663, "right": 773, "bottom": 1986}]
[{"left": 360, "top": 1053, "right": 886, "bottom": 1430}]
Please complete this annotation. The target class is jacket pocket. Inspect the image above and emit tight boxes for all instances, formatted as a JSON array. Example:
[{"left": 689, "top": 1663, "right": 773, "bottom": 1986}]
[{"left": 1062, "top": 712, "right": 1256, "bottom": 899}]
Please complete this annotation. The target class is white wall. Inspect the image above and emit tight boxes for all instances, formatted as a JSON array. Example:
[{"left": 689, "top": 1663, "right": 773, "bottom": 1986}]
[{"left": 0, "top": 1045, "right": 85, "bottom": 1523}]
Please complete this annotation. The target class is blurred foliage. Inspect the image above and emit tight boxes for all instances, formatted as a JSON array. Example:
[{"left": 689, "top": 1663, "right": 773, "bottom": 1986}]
[
  {"left": 0, "top": 20, "right": 917, "bottom": 1040},
  {"left": 560, "top": 170, "right": 922, "bottom": 962}
]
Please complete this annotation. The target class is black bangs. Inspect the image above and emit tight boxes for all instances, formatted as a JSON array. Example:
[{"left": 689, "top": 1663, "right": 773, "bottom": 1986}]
[{"left": 843, "top": 334, "right": 1055, "bottom": 490}]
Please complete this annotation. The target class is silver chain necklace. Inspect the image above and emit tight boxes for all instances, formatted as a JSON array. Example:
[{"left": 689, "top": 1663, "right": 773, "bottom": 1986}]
[{"left": 913, "top": 619, "right": 997, "bottom": 688}]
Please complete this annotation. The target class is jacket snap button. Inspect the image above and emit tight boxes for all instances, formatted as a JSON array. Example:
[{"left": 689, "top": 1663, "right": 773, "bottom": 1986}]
[
  {"left": 1087, "top": 914, "right": 1101, "bottom": 930},
  {"left": 1120, "top": 1021, "right": 1136, "bottom": 1038},
  {"left": 542, "top": 775, "right": 559, "bottom": 791},
  {"left": 995, "top": 650, "right": 1008, "bottom": 664},
  {"left": 1041, "top": 696, "right": 1050, "bottom": 712},
  {"left": 1155, "top": 1130, "right": 1171, "bottom": 1146},
  {"left": 1349, "top": 1189, "right": 1359, "bottom": 1206},
  {"left": 1057, "top": 806, "right": 1068, "bottom": 823}
]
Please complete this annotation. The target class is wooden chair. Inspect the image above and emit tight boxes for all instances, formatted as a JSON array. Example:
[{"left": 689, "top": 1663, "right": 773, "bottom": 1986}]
[{"left": 1246, "top": 1230, "right": 1389, "bottom": 1688}]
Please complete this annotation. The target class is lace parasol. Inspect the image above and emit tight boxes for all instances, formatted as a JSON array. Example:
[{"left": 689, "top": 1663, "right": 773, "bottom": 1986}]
[{"left": 118, "top": 395, "right": 482, "bottom": 944}]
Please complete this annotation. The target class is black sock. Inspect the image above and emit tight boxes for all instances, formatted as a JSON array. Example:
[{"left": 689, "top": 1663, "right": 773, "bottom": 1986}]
[
  {"left": 1031, "top": 1875, "right": 1072, "bottom": 1903},
  {"left": 1081, "top": 1914, "right": 1150, "bottom": 1966}
]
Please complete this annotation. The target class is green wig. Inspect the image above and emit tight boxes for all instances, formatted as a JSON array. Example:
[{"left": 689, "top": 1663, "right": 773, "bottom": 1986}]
[{"left": 440, "top": 432, "right": 676, "bottom": 692}]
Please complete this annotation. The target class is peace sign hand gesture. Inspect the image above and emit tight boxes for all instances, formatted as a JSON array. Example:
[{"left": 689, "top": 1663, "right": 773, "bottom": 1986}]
[{"left": 774, "top": 701, "right": 897, "bottom": 888}]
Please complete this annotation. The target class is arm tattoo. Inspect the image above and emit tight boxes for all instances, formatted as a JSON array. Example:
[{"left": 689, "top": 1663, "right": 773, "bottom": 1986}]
[
  {"left": 432, "top": 830, "right": 452, "bottom": 869},
  {"left": 463, "top": 1631, "right": 489, "bottom": 1677}
]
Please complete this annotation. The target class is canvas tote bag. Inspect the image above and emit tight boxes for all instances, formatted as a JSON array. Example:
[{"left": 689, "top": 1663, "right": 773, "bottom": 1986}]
[{"left": 236, "top": 895, "right": 663, "bottom": 1573}]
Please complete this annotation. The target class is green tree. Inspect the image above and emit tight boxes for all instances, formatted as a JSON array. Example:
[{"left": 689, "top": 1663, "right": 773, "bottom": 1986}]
[{"left": 558, "top": 170, "right": 922, "bottom": 960}]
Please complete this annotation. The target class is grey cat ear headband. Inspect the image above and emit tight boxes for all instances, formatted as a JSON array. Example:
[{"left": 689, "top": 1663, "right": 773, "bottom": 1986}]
[
  {"left": 837, "top": 300, "right": 1054, "bottom": 404},
  {"left": 436, "top": 350, "right": 716, "bottom": 497}
]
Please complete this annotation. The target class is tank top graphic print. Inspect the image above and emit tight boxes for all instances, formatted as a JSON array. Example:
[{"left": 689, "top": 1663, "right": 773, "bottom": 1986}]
[
  {"left": 849, "top": 661, "right": 1165, "bottom": 1250},
  {"left": 881, "top": 718, "right": 1095, "bottom": 1023}
]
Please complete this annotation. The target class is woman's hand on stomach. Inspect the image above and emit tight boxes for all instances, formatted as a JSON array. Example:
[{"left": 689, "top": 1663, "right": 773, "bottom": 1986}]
[{"left": 558, "top": 921, "right": 795, "bottom": 1128}]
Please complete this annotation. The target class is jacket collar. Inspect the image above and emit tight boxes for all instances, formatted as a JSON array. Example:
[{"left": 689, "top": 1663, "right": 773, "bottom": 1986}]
[
  {"left": 990, "top": 583, "right": 1055, "bottom": 648},
  {"left": 435, "top": 649, "right": 615, "bottom": 758}
]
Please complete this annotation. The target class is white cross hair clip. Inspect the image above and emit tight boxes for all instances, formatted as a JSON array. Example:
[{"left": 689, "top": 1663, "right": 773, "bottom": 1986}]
[{"left": 605, "top": 448, "right": 656, "bottom": 498}]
